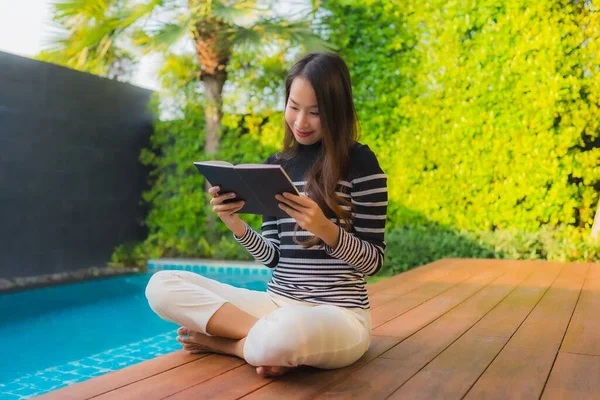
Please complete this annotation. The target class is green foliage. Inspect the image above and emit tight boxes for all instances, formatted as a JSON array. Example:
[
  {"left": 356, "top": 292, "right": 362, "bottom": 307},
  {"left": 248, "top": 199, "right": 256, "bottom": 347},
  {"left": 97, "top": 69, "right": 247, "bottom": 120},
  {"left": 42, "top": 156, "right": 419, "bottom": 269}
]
[
  {"left": 322, "top": 0, "right": 600, "bottom": 267},
  {"left": 117, "top": 95, "right": 286, "bottom": 264},
  {"left": 115, "top": 0, "right": 600, "bottom": 272},
  {"left": 381, "top": 223, "right": 600, "bottom": 277},
  {"left": 382, "top": 225, "right": 497, "bottom": 276},
  {"left": 41, "top": 0, "right": 328, "bottom": 79},
  {"left": 38, "top": 0, "right": 158, "bottom": 79}
]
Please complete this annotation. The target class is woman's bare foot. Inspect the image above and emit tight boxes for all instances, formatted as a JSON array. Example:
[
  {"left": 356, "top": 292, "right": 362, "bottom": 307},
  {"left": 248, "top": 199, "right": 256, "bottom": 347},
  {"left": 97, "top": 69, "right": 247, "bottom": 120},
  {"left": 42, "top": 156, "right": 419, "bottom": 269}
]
[
  {"left": 176, "top": 326, "right": 244, "bottom": 358},
  {"left": 256, "top": 366, "right": 293, "bottom": 377},
  {"left": 177, "top": 327, "right": 295, "bottom": 378}
]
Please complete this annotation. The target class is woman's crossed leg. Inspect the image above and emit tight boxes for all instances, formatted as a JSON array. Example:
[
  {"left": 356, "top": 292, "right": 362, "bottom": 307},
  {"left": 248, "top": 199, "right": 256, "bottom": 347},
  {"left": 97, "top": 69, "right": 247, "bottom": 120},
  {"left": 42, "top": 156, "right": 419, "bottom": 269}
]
[{"left": 145, "top": 270, "right": 370, "bottom": 377}]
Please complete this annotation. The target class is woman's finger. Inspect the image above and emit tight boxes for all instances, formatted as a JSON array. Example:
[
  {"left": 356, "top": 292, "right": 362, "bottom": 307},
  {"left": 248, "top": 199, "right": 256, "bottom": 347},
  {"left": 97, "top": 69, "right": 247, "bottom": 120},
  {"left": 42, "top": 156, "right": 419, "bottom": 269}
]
[
  {"left": 278, "top": 202, "right": 301, "bottom": 219},
  {"left": 214, "top": 201, "right": 244, "bottom": 212},
  {"left": 276, "top": 194, "right": 305, "bottom": 211},
  {"left": 221, "top": 203, "right": 245, "bottom": 216},
  {"left": 211, "top": 192, "right": 237, "bottom": 205},
  {"left": 282, "top": 192, "right": 312, "bottom": 206},
  {"left": 208, "top": 186, "right": 220, "bottom": 197}
]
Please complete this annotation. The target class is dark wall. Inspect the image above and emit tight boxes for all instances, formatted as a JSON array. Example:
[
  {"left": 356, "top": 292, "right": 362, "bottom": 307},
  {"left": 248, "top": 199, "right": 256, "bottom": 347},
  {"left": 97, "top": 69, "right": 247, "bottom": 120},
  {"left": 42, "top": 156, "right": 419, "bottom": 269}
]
[{"left": 0, "top": 51, "right": 153, "bottom": 279}]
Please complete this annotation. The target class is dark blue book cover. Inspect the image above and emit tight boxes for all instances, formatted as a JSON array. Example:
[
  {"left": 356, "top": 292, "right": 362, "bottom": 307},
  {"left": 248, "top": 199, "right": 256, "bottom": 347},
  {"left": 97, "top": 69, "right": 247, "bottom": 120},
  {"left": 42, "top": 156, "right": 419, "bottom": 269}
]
[{"left": 193, "top": 161, "right": 299, "bottom": 217}]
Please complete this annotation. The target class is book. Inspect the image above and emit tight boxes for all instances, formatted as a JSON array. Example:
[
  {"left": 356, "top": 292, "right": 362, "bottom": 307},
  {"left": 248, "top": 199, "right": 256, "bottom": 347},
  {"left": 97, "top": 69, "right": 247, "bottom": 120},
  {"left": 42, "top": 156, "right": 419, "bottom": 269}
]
[{"left": 193, "top": 160, "right": 300, "bottom": 217}]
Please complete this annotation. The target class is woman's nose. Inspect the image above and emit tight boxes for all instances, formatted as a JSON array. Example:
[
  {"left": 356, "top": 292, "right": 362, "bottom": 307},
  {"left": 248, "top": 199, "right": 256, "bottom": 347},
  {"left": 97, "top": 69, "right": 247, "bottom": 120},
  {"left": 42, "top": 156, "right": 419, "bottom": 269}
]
[{"left": 296, "top": 112, "right": 309, "bottom": 128}]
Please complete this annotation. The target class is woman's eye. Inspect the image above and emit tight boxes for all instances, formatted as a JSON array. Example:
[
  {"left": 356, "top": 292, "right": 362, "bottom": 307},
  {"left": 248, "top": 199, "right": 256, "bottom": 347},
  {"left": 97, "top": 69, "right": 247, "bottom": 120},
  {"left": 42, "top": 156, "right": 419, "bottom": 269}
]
[
  {"left": 289, "top": 106, "right": 298, "bottom": 110},
  {"left": 310, "top": 112, "right": 320, "bottom": 116}
]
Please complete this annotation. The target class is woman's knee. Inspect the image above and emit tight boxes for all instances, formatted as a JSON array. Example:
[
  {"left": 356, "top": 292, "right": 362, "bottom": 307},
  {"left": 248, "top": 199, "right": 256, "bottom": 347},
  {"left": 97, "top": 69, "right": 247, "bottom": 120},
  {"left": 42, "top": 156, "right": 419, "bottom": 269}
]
[
  {"left": 244, "top": 308, "right": 304, "bottom": 366},
  {"left": 145, "top": 270, "right": 176, "bottom": 312},
  {"left": 243, "top": 306, "right": 328, "bottom": 366},
  {"left": 243, "top": 305, "right": 369, "bottom": 368}
]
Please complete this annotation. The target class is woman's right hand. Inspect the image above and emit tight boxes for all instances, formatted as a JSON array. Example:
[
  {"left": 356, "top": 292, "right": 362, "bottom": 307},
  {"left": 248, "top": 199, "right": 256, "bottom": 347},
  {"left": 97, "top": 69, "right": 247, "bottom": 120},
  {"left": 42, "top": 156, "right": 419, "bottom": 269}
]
[{"left": 208, "top": 186, "right": 247, "bottom": 237}]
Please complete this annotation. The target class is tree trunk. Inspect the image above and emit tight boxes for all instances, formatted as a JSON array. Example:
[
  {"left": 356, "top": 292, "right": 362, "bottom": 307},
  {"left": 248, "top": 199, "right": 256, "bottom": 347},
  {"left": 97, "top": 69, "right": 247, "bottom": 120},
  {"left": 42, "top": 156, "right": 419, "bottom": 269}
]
[
  {"left": 193, "top": 19, "right": 231, "bottom": 157},
  {"left": 202, "top": 72, "right": 226, "bottom": 156},
  {"left": 201, "top": 71, "right": 227, "bottom": 244},
  {"left": 193, "top": 19, "right": 231, "bottom": 243}
]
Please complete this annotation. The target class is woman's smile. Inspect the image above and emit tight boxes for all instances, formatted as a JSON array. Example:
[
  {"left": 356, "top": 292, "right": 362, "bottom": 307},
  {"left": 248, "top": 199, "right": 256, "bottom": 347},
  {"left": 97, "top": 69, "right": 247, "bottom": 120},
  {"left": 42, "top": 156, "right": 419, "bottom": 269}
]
[{"left": 294, "top": 127, "right": 314, "bottom": 137}]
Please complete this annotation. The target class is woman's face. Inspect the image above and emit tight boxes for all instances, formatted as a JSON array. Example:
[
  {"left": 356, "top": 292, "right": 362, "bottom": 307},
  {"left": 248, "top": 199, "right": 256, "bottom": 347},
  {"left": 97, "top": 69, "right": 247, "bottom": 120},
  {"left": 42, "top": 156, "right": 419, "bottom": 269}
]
[{"left": 285, "top": 77, "right": 323, "bottom": 145}]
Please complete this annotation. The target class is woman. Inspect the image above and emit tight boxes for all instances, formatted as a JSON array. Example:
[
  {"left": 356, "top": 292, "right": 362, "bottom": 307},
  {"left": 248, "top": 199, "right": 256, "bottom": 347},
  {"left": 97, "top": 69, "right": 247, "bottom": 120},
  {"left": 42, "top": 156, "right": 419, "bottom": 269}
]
[{"left": 146, "top": 52, "right": 388, "bottom": 377}]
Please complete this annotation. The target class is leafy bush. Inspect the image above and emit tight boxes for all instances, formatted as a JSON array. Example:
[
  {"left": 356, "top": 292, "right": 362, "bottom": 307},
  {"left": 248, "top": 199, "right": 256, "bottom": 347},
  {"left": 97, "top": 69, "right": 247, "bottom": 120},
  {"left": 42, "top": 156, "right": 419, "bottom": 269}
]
[
  {"left": 110, "top": 96, "right": 286, "bottom": 269},
  {"left": 381, "top": 224, "right": 600, "bottom": 277},
  {"left": 321, "top": 0, "right": 600, "bottom": 268},
  {"left": 113, "top": 0, "right": 600, "bottom": 272},
  {"left": 381, "top": 225, "right": 497, "bottom": 275}
]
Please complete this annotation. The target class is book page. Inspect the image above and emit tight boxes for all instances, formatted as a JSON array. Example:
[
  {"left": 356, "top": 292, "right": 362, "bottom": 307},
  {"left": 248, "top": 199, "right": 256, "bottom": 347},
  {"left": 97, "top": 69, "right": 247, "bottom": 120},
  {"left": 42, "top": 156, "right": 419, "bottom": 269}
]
[
  {"left": 235, "top": 164, "right": 281, "bottom": 169},
  {"left": 194, "top": 160, "right": 233, "bottom": 167}
]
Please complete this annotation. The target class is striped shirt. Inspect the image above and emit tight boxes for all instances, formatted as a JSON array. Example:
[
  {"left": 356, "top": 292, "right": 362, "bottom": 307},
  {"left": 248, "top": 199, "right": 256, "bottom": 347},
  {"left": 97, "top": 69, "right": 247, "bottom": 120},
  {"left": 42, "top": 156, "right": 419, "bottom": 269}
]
[{"left": 235, "top": 141, "right": 387, "bottom": 309}]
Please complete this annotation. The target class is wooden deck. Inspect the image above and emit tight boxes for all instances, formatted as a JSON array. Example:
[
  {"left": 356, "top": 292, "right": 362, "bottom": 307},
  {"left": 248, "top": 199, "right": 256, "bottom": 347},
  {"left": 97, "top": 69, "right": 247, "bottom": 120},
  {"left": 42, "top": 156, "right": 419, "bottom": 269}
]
[{"left": 38, "top": 258, "right": 599, "bottom": 399}]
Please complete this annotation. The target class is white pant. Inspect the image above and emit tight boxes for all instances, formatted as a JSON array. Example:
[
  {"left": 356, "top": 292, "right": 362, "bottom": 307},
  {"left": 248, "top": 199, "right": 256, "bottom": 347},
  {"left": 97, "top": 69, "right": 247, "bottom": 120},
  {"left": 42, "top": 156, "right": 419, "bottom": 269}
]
[{"left": 145, "top": 270, "right": 372, "bottom": 369}]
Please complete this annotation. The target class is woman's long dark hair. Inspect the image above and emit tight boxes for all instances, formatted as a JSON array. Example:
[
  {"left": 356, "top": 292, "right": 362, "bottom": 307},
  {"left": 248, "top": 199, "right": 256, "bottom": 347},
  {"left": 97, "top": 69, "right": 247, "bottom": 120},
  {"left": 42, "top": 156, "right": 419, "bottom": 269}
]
[{"left": 278, "top": 52, "right": 359, "bottom": 248}]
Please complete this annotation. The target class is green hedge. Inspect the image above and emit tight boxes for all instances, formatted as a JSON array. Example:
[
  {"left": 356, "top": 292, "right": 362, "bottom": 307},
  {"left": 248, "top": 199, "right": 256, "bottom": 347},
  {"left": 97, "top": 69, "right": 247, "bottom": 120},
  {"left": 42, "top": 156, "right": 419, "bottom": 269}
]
[
  {"left": 321, "top": 0, "right": 599, "bottom": 265},
  {"left": 112, "top": 0, "right": 600, "bottom": 271},
  {"left": 112, "top": 99, "right": 286, "bottom": 267}
]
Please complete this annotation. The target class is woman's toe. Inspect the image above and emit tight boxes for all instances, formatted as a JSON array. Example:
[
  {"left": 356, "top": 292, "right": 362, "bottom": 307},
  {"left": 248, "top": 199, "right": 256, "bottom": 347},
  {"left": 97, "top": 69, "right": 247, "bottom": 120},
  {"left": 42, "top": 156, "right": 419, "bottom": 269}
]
[
  {"left": 270, "top": 366, "right": 290, "bottom": 376},
  {"left": 256, "top": 366, "right": 290, "bottom": 377},
  {"left": 177, "top": 326, "right": 189, "bottom": 336}
]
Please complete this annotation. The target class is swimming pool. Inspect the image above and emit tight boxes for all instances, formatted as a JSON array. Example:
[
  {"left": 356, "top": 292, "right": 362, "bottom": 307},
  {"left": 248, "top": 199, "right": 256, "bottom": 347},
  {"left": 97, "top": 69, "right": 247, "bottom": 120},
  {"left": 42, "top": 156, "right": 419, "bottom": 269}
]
[{"left": 0, "top": 261, "right": 271, "bottom": 399}]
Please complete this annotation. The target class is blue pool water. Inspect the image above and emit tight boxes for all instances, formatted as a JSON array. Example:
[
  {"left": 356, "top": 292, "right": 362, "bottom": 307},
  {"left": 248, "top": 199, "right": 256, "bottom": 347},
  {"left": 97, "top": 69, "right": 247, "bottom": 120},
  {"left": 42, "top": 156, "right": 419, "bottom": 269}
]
[{"left": 0, "top": 263, "right": 271, "bottom": 399}]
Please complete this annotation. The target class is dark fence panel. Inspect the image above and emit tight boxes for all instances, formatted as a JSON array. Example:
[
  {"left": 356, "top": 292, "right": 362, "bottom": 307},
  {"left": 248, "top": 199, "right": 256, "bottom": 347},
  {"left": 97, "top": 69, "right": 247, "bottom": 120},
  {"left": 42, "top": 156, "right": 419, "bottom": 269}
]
[{"left": 0, "top": 51, "right": 153, "bottom": 279}]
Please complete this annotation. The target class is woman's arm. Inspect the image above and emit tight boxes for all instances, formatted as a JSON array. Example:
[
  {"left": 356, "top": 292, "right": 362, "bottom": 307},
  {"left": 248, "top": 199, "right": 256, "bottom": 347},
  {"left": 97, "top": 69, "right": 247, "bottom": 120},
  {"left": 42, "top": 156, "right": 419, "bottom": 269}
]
[
  {"left": 324, "top": 147, "right": 388, "bottom": 276},
  {"left": 234, "top": 217, "right": 280, "bottom": 268}
]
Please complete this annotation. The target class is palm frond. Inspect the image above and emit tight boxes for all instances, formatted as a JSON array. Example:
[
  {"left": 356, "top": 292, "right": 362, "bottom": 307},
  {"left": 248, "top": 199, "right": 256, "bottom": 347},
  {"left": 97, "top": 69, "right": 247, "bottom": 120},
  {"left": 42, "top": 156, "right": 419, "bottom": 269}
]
[
  {"left": 209, "top": 1, "right": 259, "bottom": 24},
  {"left": 228, "top": 18, "right": 333, "bottom": 52},
  {"left": 51, "top": 0, "right": 115, "bottom": 20},
  {"left": 133, "top": 17, "right": 192, "bottom": 54},
  {"left": 43, "top": 0, "right": 163, "bottom": 74},
  {"left": 120, "top": 0, "right": 163, "bottom": 26},
  {"left": 186, "top": 0, "right": 260, "bottom": 23}
]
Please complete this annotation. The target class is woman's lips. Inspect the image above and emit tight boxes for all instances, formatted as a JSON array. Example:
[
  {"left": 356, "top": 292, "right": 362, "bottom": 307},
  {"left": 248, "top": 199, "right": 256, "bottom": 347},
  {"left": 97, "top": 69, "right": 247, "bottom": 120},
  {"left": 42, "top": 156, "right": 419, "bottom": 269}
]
[{"left": 294, "top": 127, "right": 313, "bottom": 137}]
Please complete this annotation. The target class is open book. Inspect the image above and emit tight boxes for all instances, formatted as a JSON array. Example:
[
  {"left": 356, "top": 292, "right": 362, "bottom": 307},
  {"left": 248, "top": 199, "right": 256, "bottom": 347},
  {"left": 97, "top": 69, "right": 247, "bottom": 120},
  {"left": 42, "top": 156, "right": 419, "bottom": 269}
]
[{"left": 193, "top": 161, "right": 300, "bottom": 217}]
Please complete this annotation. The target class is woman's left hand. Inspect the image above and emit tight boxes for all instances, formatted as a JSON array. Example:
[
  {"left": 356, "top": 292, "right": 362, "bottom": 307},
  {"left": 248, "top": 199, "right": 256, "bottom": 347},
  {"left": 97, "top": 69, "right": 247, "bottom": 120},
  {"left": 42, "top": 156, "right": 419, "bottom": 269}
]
[{"left": 276, "top": 193, "right": 332, "bottom": 237}]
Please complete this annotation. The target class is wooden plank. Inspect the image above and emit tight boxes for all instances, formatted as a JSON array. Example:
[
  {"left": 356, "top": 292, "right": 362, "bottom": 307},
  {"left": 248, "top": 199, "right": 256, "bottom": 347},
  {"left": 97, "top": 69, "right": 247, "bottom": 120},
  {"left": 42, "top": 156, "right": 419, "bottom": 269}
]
[
  {"left": 371, "top": 259, "right": 494, "bottom": 329},
  {"left": 372, "top": 260, "right": 507, "bottom": 337},
  {"left": 367, "top": 258, "right": 460, "bottom": 296},
  {"left": 238, "top": 336, "right": 400, "bottom": 400},
  {"left": 560, "top": 263, "right": 600, "bottom": 355},
  {"left": 380, "top": 259, "right": 508, "bottom": 296},
  {"left": 463, "top": 263, "right": 589, "bottom": 400},
  {"left": 314, "top": 262, "right": 533, "bottom": 399},
  {"left": 467, "top": 262, "right": 565, "bottom": 338},
  {"left": 541, "top": 352, "right": 600, "bottom": 400},
  {"left": 36, "top": 350, "right": 202, "bottom": 400},
  {"left": 371, "top": 274, "right": 471, "bottom": 329},
  {"left": 385, "top": 262, "right": 564, "bottom": 400},
  {"left": 389, "top": 336, "right": 507, "bottom": 400},
  {"left": 164, "top": 364, "right": 273, "bottom": 400},
  {"left": 367, "top": 259, "right": 466, "bottom": 309},
  {"left": 93, "top": 354, "right": 244, "bottom": 400},
  {"left": 368, "top": 292, "right": 398, "bottom": 309},
  {"left": 315, "top": 357, "right": 400, "bottom": 400}
]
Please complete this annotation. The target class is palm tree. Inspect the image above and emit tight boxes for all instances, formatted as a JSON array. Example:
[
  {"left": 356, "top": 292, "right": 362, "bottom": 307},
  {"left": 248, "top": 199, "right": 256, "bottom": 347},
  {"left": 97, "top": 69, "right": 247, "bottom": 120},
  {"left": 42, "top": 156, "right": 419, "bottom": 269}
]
[{"left": 41, "top": 0, "right": 328, "bottom": 155}]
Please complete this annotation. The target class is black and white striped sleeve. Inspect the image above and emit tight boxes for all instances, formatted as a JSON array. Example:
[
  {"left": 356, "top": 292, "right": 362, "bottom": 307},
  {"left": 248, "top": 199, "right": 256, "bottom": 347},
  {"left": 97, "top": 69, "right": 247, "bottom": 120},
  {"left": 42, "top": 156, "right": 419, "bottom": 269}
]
[
  {"left": 324, "top": 146, "right": 387, "bottom": 276},
  {"left": 234, "top": 217, "right": 280, "bottom": 268}
]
